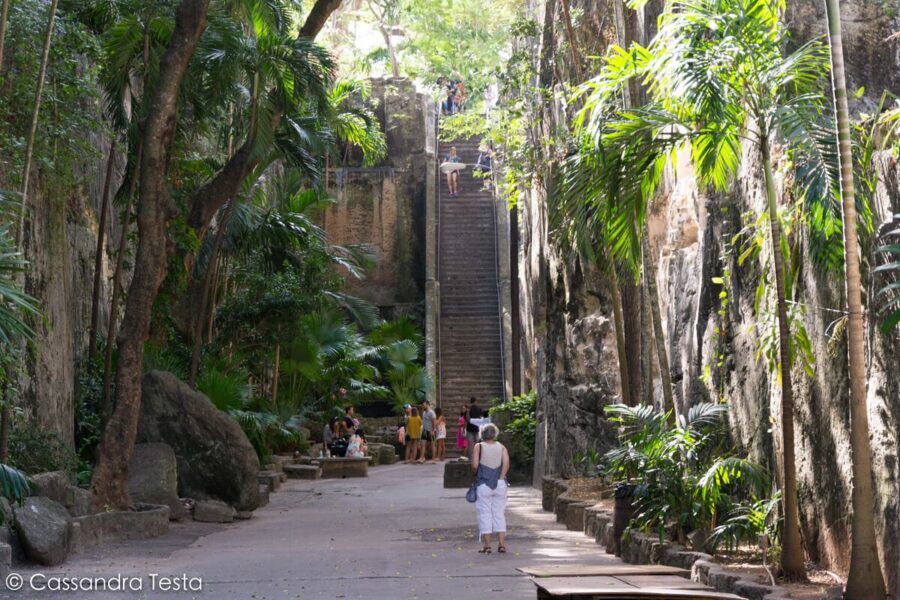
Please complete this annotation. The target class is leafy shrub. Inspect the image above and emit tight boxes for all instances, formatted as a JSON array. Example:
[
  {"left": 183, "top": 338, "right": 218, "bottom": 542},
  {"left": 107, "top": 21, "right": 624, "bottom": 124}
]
[
  {"left": 601, "top": 402, "right": 770, "bottom": 547},
  {"left": 197, "top": 365, "right": 252, "bottom": 412},
  {"left": 493, "top": 390, "right": 536, "bottom": 484},
  {"left": 8, "top": 420, "right": 78, "bottom": 476}
]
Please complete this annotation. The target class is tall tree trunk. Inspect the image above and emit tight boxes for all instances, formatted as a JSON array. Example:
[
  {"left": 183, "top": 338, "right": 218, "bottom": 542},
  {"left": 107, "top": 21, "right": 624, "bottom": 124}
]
[
  {"left": 101, "top": 142, "right": 143, "bottom": 417},
  {"left": 271, "top": 343, "right": 280, "bottom": 403},
  {"left": 88, "top": 141, "right": 118, "bottom": 365},
  {"left": 188, "top": 201, "right": 235, "bottom": 387},
  {"left": 91, "top": 0, "right": 210, "bottom": 511},
  {"left": 641, "top": 230, "right": 677, "bottom": 419},
  {"left": 824, "top": 1, "right": 888, "bottom": 596},
  {"left": 608, "top": 265, "right": 632, "bottom": 405},
  {"left": 617, "top": 279, "right": 644, "bottom": 406},
  {"left": 16, "top": 0, "right": 58, "bottom": 240},
  {"left": 559, "top": 0, "right": 582, "bottom": 81},
  {"left": 0, "top": 0, "right": 10, "bottom": 73},
  {"left": 761, "top": 140, "right": 805, "bottom": 580},
  {"left": 298, "top": 0, "right": 343, "bottom": 38}
]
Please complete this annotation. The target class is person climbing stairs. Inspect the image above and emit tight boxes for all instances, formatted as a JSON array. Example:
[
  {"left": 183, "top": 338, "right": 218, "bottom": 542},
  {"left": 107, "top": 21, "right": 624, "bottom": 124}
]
[{"left": 437, "top": 135, "right": 506, "bottom": 457}]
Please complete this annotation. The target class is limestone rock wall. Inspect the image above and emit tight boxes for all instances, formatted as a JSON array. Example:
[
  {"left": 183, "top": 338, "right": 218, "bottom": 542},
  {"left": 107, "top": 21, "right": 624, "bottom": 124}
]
[
  {"left": 520, "top": 0, "right": 900, "bottom": 590},
  {"left": 320, "top": 78, "right": 428, "bottom": 314},
  {"left": 15, "top": 135, "right": 124, "bottom": 445}
]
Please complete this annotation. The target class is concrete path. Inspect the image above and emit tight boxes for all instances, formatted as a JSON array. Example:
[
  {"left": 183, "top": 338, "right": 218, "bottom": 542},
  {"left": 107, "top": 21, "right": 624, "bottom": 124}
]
[{"left": 7, "top": 464, "right": 622, "bottom": 599}]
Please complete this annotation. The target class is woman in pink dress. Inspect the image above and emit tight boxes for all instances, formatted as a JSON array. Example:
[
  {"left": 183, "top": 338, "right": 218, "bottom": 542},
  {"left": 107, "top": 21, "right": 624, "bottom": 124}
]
[{"left": 456, "top": 407, "right": 468, "bottom": 450}]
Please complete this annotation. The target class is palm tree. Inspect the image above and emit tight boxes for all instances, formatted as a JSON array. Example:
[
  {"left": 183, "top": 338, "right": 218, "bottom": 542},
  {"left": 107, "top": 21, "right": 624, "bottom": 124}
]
[
  {"left": 822, "top": 1, "right": 887, "bottom": 596},
  {"left": 568, "top": 0, "right": 839, "bottom": 577}
]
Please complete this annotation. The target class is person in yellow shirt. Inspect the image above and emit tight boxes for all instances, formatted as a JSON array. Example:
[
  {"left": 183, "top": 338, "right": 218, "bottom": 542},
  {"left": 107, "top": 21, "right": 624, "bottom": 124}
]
[{"left": 405, "top": 407, "right": 423, "bottom": 464}]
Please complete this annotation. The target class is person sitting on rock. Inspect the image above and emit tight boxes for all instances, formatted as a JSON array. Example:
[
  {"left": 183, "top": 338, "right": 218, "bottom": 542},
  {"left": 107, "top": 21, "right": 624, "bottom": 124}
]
[{"left": 346, "top": 429, "right": 368, "bottom": 458}]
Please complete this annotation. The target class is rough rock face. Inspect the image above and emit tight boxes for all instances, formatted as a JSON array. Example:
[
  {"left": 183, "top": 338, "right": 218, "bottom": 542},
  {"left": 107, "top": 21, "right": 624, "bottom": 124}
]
[
  {"left": 137, "top": 371, "right": 260, "bottom": 511},
  {"left": 17, "top": 134, "right": 124, "bottom": 445},
  {"left": 522, "top": 0, "right": 900, "bottom": 592},
  {"left": 320, "top": 78, "right": 427, "bottom": 314},
  {"left": 128, "top": 443, "right": 186, "bottom": 520},
  {"left": 13, "top": 497, "right": 71, "bottom": 566}
]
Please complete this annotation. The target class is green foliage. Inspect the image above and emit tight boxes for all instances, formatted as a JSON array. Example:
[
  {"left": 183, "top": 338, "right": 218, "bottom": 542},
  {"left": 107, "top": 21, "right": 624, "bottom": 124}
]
[
  {"left": 493, "top": 390, "right": 536, "bottom": 483},
  {"left": 0, "top": 194, "right": 41, "bottom": 350},
  {"left": 709, "top": 492, "right": 782, "bottom": 553},
  {"left": 74, "top": 363, "right": 105, "bottom": 487},
  {"left": 874, "top": 222, "right": 900, "bottom": 333},
  {"left": 197, "top": 363, "right": 252, "bottom": 412},
  {"left": 398, "top": 0, "right": 519, "bottom": 99},
  {"left": 8, "top": 417, "right": 79, "bottom": 477},
  {"left": 733, "top": 208, "right": 816, "bottom": 379},
  {"left": 602, "top": 402, "right": 770, "bottom": 543},
  {"left": 143, "top": 342, "right": 188, "bottom": 380},
  {"left": 0, "top": 464, "right": 31, "bottom": 508},
  {"left": 0, "top": 0, "right": 104, "bottom": 188},
  {"left": 559, "top": 0, "right": 838, "bottom": 275}
]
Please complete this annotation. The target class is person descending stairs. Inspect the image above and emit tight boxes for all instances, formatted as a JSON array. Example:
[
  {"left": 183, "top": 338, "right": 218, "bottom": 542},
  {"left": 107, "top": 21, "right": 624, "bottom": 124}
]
[{"left": 437, "top": 135, "right": 505, "bottom": 458}]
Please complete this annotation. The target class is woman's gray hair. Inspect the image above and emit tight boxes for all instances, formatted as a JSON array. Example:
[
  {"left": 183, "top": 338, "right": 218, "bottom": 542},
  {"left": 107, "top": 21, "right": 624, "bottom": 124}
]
[{"left": 481, "top": 423, "right": 500, "bottom": 440}]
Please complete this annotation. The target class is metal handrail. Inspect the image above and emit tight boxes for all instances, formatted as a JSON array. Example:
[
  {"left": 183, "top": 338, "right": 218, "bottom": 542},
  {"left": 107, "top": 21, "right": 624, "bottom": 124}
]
[
  {"left": 489, "top": 170, "right": 509, "bottom": 405},
  {"left": 434, "top": 103, "right": 442, "bottom": 409}
]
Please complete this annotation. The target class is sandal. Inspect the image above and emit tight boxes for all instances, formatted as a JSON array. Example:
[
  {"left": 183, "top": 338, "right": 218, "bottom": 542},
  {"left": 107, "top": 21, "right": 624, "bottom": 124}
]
[
  {"left": 497, "top": 545, "right": 507, "bottom": 554},
  {"left": 479, "top": 546, "right": 492, "bottom": 554}
]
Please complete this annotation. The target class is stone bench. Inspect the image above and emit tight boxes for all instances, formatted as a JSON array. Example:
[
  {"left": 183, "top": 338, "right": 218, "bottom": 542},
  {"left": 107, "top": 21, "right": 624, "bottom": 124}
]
[
  {"left": 284, "top": 464, "right": 322, "bottom": 480},
  {"left": 443, "top": 459, "right": 474, "bottom": 488},
  {"left": 366, "top": 443, "right": 399, "bottom": 465},
  {"left": 318, "top": 457, "right": 371, "bottom": 478},
  {"left": 258, "top": 470, "right": 281, "bottom": 492}
]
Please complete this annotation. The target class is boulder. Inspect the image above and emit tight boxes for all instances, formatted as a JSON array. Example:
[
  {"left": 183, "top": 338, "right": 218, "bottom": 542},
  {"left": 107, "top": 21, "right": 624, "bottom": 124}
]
[
  {"left": 376, "top": 444, "right": 398, "bottom": 465},
  {"left": 193, "top": 500, "right": 235, "bottom": 523},
  {"left": 13, "top": 497, "right": 70, "bottom": 566},
  {"left": 29, "top": 472, "right": 70, "bottom": 505},
  {"left": 128, "top": 443, "right": 186, "bottom": 520},
  {"left": 137, "top": 371, "right": 260, "bottom": 511},
  {"left": 66, "top": 487, "right": 92, "bottom": 518}
]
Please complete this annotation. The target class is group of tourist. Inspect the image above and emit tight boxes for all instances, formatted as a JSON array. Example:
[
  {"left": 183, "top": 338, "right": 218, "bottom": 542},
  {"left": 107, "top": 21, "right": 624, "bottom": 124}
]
[
  {"left": 322, "top": 405, "right": 368, "bottom": 458},
  {"left": 325, "top": 398, "right": 510, "bottom": 555},
  {"left": 399, "top": 400, "right": 447, "bottom": 463},
  {"left": 439, "top": 74, "right": 467, "bottom": 115},
  {"left": 441, "top": 142, "right": 494, "bottom": 198}
]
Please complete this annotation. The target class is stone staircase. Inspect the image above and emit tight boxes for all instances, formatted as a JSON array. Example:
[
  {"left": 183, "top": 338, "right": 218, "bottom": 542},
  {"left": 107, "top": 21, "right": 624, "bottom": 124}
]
[{"left": 437, "top": 135, "right": 506, "bottom": 456}]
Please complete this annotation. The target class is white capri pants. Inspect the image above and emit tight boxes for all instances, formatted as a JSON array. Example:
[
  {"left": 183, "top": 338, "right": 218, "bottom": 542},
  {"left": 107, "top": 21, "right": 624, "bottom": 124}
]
[{"left": 476, "top": 480, "right": 507, "bottom": 537}]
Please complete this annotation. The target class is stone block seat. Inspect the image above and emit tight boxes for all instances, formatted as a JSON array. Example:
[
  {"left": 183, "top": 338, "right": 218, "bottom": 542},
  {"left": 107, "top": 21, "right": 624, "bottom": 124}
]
[
  {"left": 318, "top": 456, "right": 371, "bottom": 478},
  {"left": 284, "top": 464, "right": 321, "bottom": 480},
  {"left": 443, "top": 459, "right": 474, "bottom": 488}
]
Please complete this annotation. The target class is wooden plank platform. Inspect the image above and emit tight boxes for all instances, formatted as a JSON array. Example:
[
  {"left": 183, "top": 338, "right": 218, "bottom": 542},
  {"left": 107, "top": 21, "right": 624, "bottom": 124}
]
[
  {"left": 532, "top": 575, "right": 745, "bottom": 600},
  {"left": 518, "top": 565, "right": 690, "bottom": 578}
]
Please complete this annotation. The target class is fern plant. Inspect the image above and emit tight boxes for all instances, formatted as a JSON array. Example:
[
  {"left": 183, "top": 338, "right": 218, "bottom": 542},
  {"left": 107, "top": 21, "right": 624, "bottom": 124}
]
[
  {"left": 602, "top": 402, "right": 769, "bottom": 545},
  {"left": 874, "top": 220, "right": 900, "bottom": 333}
]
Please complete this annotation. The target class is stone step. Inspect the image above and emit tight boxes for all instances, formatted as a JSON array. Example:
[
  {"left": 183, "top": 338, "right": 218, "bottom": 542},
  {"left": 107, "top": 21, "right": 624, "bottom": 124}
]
[
  {"left": 258, "top": 470, "right": 281, "bottom": 492},
  {"left": 284, "top": 464, "right": 322, "bottom": 480}
]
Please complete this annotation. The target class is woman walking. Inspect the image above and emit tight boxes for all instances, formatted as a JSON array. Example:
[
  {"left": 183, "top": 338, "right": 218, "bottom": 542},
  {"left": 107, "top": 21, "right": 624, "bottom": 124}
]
[
  {"left": 434, "top": 407, "right": 447, "bottom": 462},
  {"left": 405, "top": 407, "right": 423, "bottom": 464},
  {"left": 471, "top": 424, "right": 510, "bottom": 554}
]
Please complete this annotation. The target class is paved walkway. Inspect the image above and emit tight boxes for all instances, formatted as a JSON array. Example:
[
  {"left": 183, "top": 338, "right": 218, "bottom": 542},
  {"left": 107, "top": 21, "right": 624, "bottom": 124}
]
[{"left": 8, "top": 463, "right": 622, "bottom": 599}]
